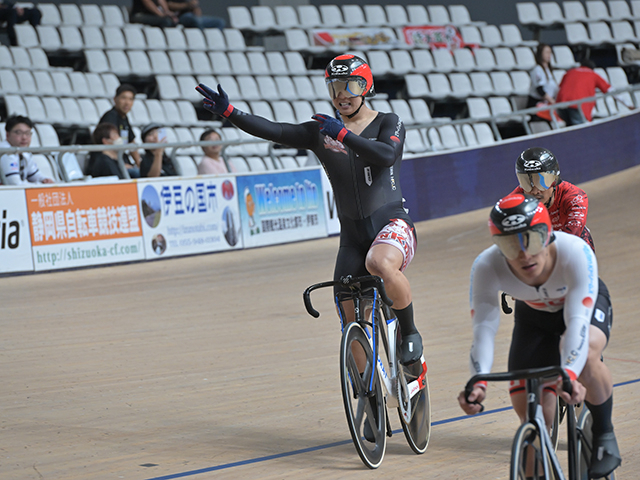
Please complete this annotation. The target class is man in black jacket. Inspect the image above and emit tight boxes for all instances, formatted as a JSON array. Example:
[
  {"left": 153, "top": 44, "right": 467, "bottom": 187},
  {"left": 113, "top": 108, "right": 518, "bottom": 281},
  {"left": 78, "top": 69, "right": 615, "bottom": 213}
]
[
  {"left": 86, "top": 123, "right": 127, "bottom": 179},
  {"left": 98, "top": 84, "right": 141, "bottom": 178}
]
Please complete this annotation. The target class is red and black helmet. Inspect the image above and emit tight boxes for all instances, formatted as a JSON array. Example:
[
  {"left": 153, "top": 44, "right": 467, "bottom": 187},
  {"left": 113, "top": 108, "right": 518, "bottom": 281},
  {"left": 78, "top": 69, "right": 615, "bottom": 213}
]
[
  {"left": 324, "top": 54, "right": 376, "bottom": 98},
  {"left": 489, "top": 194, "right": 553, "bottom": 259}
]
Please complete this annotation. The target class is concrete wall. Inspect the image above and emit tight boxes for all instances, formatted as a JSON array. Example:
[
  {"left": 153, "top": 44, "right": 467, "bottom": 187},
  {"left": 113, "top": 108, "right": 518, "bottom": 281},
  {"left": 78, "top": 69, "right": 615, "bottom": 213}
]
[{"left": 400, "top": 112, "right": 640, "bottom": 221}]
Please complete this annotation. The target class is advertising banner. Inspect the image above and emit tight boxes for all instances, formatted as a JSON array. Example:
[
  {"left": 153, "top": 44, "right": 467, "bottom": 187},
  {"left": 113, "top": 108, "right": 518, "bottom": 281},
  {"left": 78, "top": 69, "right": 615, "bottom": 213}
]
[
  {"left": 0, "top": 189, "right": 34, "bottom": 274},
  {"left": 319, "top": 168, "right": 340, "bottom": 236},
  {"left": 236, "top": 169, "right": 327, "bottom": 248},
  {"left": 138, "top": 176, "right": 242, "bottom": 259},
  {"left": 312, "top": 27, "right": 400, "bottom": 49},
  {"left": 25, "top": 184, "right": 144, "bottom": 271},
  {"left": 401, "top": 25, "right": 476, "bottom": 49}
]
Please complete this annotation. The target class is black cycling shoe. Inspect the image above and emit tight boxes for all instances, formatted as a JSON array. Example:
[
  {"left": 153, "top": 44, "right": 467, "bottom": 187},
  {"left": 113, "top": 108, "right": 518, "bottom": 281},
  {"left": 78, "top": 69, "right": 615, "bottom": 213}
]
[
  {"left": 589, "top": 431, "right": 621, "bottom": 479},
  {"left": 399, "top": 332, "right": 423, "bottom": 365}
]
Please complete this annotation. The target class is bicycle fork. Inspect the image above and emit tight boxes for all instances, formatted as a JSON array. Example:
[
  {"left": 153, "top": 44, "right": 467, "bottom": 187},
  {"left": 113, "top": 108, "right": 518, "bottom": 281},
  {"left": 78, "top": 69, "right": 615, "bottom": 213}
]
[{"left": 527, "top": 378, "right": 566, "bottom": 480}]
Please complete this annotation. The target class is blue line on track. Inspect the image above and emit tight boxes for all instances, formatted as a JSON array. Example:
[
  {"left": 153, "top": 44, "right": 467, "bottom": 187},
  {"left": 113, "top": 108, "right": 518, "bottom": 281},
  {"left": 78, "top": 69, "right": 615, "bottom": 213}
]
[{"left": 145, "top": 379, "right": 638, "bottom": 480}]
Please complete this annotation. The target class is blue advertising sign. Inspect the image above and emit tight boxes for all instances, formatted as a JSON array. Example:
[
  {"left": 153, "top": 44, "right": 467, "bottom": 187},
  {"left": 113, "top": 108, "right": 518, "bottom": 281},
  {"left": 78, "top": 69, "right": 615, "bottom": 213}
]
[{"left": 236, "top": 169, "right": 327, "bottom": 248}]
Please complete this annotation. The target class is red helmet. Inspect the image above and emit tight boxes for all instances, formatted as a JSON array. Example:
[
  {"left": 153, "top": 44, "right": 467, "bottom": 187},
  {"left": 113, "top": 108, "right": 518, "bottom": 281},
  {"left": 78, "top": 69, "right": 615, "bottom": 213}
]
[
  {"left": 488, "top": 194, "right": 553, "bottom": 259},
  {"left": 324, "top": 54, "right": 376, "bottom": 99}
]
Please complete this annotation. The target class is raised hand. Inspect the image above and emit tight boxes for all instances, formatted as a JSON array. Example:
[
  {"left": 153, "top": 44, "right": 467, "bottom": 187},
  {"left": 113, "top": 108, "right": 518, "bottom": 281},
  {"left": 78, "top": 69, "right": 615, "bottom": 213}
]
[
  {"left": 312, "top": 111, "right": 349, "bottom": 142},
  {"left": 195, "top": 83, "right": 234, "bottom": 118}
]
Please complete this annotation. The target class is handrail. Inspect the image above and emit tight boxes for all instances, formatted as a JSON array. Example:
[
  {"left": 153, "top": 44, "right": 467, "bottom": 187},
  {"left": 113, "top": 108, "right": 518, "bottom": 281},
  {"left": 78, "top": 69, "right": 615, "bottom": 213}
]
[
  {"left": 404, "top": 84, "right": 640, "bottom": 143},
  {"left": 0, "top": 136, "right": 277, "bottom": 182},
  {"left": 1, "top": 85, "right": 637, "bottom": 161},
  {"left": 0, "top": 137, "right": 268, "bottom": 156}
]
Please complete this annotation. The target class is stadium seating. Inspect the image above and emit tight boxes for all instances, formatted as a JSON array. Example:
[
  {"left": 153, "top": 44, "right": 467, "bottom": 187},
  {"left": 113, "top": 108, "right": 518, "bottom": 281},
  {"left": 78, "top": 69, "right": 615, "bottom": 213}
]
[{"left": 0, "top": 1, "right": 637, "bottom": 172}]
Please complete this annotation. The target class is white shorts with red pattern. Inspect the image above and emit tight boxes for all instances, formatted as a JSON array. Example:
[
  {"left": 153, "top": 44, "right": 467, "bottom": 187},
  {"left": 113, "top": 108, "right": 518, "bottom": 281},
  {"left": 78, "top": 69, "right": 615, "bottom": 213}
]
[{"left": 371, "top": 218, "right": 416, "bottom": 272}]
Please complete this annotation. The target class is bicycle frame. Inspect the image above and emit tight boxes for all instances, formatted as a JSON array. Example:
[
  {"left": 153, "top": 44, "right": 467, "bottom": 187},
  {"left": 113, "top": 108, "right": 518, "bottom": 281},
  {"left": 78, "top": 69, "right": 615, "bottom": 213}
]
[
  {"left": 336, "top": 286, "right": 401, "bottom": 408},
  {"left": 304, "top": 275, "right": 426, "bottom": 412},
  {"left": 465, "top": 366, "right": 581, "bottom": 480},
  {"left": 305, "top": 275, "right": 431, "bottom": 468},
  {"left": 523, "top": 376, "right": 578, "bottom": 480}
]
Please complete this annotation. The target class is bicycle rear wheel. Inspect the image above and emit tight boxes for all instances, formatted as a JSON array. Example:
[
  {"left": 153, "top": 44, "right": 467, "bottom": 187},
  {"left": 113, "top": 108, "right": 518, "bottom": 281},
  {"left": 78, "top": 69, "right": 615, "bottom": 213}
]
[
  {"left": 510, "top": 423, "right": 552, "bottom": 480},
  {"left": 397, "top": 359, "right": 431, "bottom": 454},
  {"left": 577, "top": 408, "right": 617, "bottom": 480},
  {"left": 340, "top": 322, "right": 387, "bottom": 469}
]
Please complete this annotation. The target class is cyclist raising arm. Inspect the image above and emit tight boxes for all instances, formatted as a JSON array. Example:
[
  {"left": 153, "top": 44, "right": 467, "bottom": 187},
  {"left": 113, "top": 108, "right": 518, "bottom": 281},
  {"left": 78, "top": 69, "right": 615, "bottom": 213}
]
[
  {"left": 457, "top": 194, "right": 621, "bottom": 479},
  {"left": 196, "top": 54, "right": 422, "bottom": 365}
]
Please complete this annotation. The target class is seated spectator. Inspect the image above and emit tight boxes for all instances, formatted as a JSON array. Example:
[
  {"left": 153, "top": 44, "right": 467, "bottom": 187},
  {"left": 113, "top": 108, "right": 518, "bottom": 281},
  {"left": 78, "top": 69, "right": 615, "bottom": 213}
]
[
  {"left": 556, "top": 58, "right": 610, "bottom": 126},
  {"left": 86, "top": 123, "right": 127, "bottom": 180},
  {"left": 0, "top": 0, "right": 42, "bottom": 46},
  {"left": 197, "top": 129, "right": 235, "bottom": 175},
  {"left": 0, "top": 115, "right": 54, "bottom": 185},
  {"left": 139, "top": 123, "right": 178, "bottom": 177},
  {"left": 527, "top": 43, "right": 559, "bottom": 123},
  {"left": 167, "top": 0, "right": 225, "bottom": 29},
  {"left": 98, "top": 84, "right": 141, "bottom": 178},
  {"left": 130, "top": 0, "right": 225, "bottom": 29}
]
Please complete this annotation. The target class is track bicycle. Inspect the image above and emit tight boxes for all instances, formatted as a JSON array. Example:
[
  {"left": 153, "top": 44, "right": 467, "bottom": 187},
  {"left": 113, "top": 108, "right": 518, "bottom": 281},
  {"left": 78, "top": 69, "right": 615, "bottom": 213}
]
[
  {"left": 464, "top": 366, "right": 616, "bottom": 480},
  {"left": 500, "top": 293, "right": 565, "bottom": 454},
  {"left": 303, "top": 274, "right": 431, "bottom": 469}
]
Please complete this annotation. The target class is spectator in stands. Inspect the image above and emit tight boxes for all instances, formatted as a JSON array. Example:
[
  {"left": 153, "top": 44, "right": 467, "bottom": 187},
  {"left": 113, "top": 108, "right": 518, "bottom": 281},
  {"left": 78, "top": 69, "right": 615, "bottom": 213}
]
[
  {"left": 197, "top": 129, "right": 234, "bottom": 175},
  {"left": 99, "top": 84, "right": 141, "bottom": 178},
  {"left": 0, "top": 115, "right": 54, "bottom": 185},
  {"left": 86, "top": 123, "right": 127, "bottom": 180},
  {"left": 0, "top": 0, "right": 42, "bottom": 46},
  {"left": 167, "top": 0, "right": 225, "bottom": 29},
  {"left": 527, "top": 43, "right": 559, "bottom": 122},
  {"left": 139, "top": 123, "right": 178, "bottom": 177},
  {"left": 556, "top": 58, "right": 610, "bottom": 126},
  {"left": 130, "top": 0, "right": 225, "bottom": 29}
]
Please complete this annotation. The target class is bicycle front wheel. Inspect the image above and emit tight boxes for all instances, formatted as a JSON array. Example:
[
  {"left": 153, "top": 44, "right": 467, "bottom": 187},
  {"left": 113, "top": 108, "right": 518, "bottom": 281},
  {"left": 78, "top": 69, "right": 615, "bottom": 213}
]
[
  {"left": 397, "top": 360, "right": 431, "bottom": 454},
  {"left": 340, "top": 322, "right": 387, "bottom": 469},
  {"left": 510, "top": 423, "right": 552, "bottom": 480},
  {"left": 577, "top": 408, "right": 617, "bottom": 480}
]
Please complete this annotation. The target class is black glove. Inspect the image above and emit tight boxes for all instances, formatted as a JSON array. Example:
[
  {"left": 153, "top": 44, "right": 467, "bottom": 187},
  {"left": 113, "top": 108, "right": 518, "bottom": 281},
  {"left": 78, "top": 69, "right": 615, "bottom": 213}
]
[
  {"left": 195, "top": 83, "right": 234, "bottom": 118},
  {"left": 312, "top": 111, "right": 350, "bottom": 142}
]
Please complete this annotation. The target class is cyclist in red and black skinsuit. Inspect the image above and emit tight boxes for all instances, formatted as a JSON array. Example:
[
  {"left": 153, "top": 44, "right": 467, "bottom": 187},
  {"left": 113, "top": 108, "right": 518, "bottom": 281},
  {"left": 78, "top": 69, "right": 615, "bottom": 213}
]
[
  {"left": 195, "top": 54, "right": 424, "bottom": 368},
  {"left": 510, "top": 147, "right": 594, "bottom": 251}
]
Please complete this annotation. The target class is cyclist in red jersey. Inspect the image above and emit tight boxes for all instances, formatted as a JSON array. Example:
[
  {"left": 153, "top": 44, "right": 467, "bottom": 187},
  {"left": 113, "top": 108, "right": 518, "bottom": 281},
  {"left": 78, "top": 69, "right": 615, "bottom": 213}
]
[{"left": 510, "top": 147, "right": 594, "bottom": 251}]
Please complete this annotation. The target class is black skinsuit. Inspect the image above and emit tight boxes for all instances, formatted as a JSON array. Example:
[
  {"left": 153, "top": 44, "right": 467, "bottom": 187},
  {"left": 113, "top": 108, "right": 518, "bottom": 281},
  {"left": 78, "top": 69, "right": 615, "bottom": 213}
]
[{"left": 227, "top": 108, "right": 415, "bottom": 287}]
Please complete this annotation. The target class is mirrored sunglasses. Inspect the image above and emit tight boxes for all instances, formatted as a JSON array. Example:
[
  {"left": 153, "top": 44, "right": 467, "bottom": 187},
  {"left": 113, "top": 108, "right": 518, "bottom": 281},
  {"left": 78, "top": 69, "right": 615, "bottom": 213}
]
[
  {"left": 516, "top": 172, "right": 556, "bottom": 192},
  {"left": 326, "top": 78, "right": 367, "bottom": 99},
  {"left": 493, "top": 226, "right": 548, "bottom": 260}
]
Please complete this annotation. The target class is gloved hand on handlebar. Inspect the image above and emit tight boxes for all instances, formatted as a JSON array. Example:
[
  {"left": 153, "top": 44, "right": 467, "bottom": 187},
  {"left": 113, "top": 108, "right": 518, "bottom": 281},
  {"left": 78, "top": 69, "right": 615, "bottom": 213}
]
[
  {"left": 557, "top": 376, "right": 586, "bottom": 405},
  {"left": 195, "top": 83, "right": 234, "bottom": 118},
  {"left": 458, "top": 382, "right": 486, "bottom": 415},
  {"left": 312, "top": 111, "right": 350, "bottom": 142}
]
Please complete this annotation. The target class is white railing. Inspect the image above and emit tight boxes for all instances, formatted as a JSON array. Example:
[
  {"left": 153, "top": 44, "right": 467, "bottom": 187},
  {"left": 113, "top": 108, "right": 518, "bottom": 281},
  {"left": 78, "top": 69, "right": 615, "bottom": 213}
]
[{"left": 1, "top": 84, "right": 638, "bottom": 184}]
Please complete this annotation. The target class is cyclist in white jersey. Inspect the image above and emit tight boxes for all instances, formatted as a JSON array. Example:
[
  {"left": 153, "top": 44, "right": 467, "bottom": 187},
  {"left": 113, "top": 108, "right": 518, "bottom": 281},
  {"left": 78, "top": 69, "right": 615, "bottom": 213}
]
[{"left": 458, "top": 194, "right": 620, "bottom": 479}]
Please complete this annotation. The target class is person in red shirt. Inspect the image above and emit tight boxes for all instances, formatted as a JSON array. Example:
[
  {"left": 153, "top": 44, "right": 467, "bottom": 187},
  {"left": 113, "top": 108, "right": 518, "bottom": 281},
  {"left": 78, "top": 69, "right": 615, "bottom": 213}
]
[
  {"left": 510, "top": 147, "right": 594, "bottom": 251},
  {"left": 556, "top": 58, "right": 610, "bottom": 125}
]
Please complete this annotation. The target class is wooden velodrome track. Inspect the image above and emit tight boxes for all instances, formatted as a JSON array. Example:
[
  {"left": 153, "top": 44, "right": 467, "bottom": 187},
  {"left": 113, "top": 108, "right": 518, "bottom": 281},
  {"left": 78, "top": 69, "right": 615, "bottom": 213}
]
[{"left": 2, "top": 165, "right": 639, "bottom": 480}]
